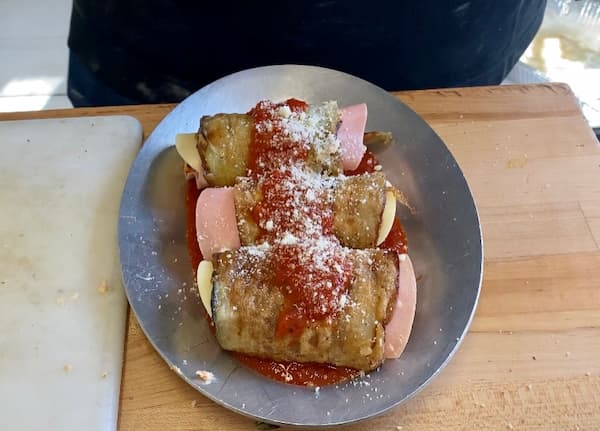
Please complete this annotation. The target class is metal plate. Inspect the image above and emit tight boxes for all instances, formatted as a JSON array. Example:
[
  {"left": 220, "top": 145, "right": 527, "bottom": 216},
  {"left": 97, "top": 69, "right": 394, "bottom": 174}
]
[{"left": 118, "top": 65, "right": 483, "bottom": 427}]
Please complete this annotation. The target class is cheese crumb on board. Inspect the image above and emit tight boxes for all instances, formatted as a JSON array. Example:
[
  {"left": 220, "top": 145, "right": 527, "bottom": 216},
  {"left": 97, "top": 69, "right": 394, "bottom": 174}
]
[{"left": 98, "top": 280, "right": 109, "bottom": 294}]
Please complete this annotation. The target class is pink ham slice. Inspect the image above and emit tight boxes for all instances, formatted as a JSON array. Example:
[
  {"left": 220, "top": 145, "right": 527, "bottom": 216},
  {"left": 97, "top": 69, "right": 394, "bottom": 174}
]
[
  {"left": 196, "top": 187, "right": 241, "bottom": 260},
  {"left": 338, "top": 103, "right": 368, "bottom": 171},
  {"left": 384, "top": 254, "right": 417, "bottom": 359}
]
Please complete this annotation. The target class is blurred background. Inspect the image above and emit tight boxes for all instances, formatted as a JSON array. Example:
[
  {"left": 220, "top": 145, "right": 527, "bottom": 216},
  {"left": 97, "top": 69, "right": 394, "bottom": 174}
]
[
  {"left": 0, "top": 0, "right": 598, "bottom": 131},
  {"left": 505, "top": 0, "right": 600, "bottom": 130},
  {"left": 0, "top": 0, "right": 72, "bottom": 112}
]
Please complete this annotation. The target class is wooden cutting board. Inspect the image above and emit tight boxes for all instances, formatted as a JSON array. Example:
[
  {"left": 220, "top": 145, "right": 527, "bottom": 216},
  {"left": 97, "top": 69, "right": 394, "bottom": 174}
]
[
  {"left": 0, "top": 116, "right": 142, "bottom": 431},
  {"left": 113, "top": 85, "right": 600, "bottom": 431}
]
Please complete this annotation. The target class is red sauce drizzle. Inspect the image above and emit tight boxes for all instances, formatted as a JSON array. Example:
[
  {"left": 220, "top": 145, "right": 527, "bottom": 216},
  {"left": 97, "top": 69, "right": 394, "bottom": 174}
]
[
  {"left": 268, "top": 244, "right": 353, "bottom": 338},
  {"left": 345, "top": 150, "right": 379, "bottom": 176},
  {"left": 248, "top": 99, "right": 309, "bottom": 175},
  {"left": 185, "top": 180, "right": 202, "bottom": 269},
  {"left": 381, "top": 218, "right": 408, "bottom": 255},
  {"left": 250, "top": 169, "right": 334, "bottom": 240},
  {"left": 183, "top": 105, "right": 408, "bottom": 386},
  {"left": 247, "top": 99, "right": 355, "bottom": 338}
]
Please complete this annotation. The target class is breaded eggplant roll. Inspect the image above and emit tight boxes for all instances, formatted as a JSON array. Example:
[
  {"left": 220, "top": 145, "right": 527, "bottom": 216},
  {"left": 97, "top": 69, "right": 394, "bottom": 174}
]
[
  {"left": 211, "top": 247, "right": 399, "bottom": 371},
  {"left": 234, "top": 172, "right": 387, "bottom": 249}
]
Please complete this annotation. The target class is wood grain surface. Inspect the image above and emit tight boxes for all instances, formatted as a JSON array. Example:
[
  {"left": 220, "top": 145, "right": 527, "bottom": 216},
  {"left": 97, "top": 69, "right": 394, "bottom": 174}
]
[{"left": 3, "top": 83, "right": 599, "bottom": 430}]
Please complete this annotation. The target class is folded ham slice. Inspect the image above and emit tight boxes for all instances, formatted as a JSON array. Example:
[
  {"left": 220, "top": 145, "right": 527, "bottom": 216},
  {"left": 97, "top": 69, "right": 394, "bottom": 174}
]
[
  {"left": 176, "top": 102, "right": 372, "bottom": 188},
  {"left": 384, "top": 254, "right": 417, "bottom": 358},
  {"left": 195, "top": 187, "right": 240, "bottom": 259},
  {"left": 338, "top": 103, "right": 368, "bottom": 171}
]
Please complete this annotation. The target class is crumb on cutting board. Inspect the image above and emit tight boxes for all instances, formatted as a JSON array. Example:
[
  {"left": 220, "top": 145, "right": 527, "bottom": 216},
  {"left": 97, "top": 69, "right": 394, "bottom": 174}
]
[{"left": 98, "top": 280, "right": 109, "bottom": 294}]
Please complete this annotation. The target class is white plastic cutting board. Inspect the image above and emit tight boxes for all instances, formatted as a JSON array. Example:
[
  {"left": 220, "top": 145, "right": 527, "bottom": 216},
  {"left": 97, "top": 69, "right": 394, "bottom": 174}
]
[{"left": 0, "top": 116, "right": 142, "bottom": 430}]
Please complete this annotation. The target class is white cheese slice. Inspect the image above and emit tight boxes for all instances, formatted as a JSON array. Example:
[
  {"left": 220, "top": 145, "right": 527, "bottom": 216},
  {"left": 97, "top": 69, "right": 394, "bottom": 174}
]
[
  {"left": 196, "top": 260, "right": 214, "bottom": 317},
  {"left": 377, "top": 190, "right": 397, "bottom": 245},
  {"left": 175, "top": 133, "right": 201, "bottom": 172}
]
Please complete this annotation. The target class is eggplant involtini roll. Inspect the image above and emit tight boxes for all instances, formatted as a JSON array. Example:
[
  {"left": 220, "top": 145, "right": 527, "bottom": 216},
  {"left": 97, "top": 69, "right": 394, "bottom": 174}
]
[
  {"left": 210, "top": 247, "right": 398, "bottom": 371},
  {"left": 195, "top": 245, "right": 417, "bottom": 372},
  {"left": 176, "top": 100, "right": 377, "bottom": 188},
  {"left": 234, "top": 172, "right": 390, "bottom": 249}
]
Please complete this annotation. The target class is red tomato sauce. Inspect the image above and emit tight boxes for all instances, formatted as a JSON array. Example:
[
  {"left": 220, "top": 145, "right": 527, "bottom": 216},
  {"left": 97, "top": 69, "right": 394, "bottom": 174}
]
[
  {"left": 381, "top": 218, "right": 408, "bottom": 255},
  {"left": 247, "top": 99, "right": 354, "bottom": 338},
  {"left": 250, "top": 169, "right": 334, "bottom": 240},
  {"left": 248, "top": 99, "right": 309, "bottom": 175},
  {"left": 344, "top": 150, "right": 379, "bottom": 176},
  {"left": 231, "top": 354, "right": 358, "bottom": 386},
  {"left": 185, "top": 180, "right": 202, "bottom": 269},
  {"left": 268, "top": 244, "right": 353, "bottom": 338}
]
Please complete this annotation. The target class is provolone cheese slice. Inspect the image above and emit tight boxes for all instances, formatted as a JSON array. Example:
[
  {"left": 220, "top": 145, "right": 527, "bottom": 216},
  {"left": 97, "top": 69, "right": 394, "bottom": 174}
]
[
  {"left": 175, "top": 133, "right": 201, "bottom": 172},
  {"left": 377, "top": 190, "right": 397, "bottom": 245},
  {"left": 197, "top": 260, "right": 214, "bottom": 317}
]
